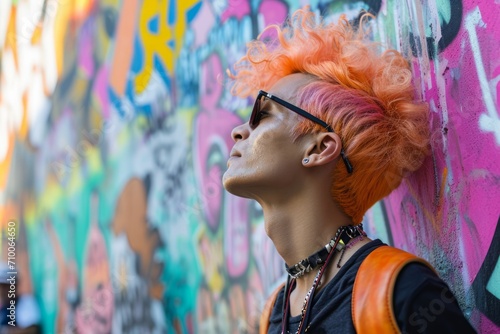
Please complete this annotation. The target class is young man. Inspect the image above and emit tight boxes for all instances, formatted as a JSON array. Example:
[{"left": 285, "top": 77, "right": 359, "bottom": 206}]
[{"left": 223, "top": 8, "right": 476, "bottom": 334}]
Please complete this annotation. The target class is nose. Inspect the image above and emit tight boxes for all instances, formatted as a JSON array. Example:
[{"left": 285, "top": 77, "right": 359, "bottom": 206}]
[{"left": 231, "top": 122, "right": 250, "bottom": 142}]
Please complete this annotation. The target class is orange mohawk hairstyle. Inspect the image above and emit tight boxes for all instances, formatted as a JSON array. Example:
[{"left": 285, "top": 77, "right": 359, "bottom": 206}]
[{"left": 229, "top": 8, "right": 430, "bottom": 224}]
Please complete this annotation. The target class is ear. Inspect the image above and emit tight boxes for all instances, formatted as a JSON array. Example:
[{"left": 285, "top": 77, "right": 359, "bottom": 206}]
[{"left": 302, "top": 133, "right": 342, "bottom": 167}]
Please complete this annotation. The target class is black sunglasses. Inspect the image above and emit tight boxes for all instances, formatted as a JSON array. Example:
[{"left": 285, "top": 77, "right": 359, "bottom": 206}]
[{"left": 250, "top": 90, "right": 353, "bottom": 173}]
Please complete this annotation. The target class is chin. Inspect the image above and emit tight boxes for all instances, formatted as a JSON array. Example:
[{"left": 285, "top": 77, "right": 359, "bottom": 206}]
[
  {"left": 222, "top": 173, "right": 253, "bottom": 199},
  {"left": 222, "top": 174, "right": 242, "bottom": 196}
]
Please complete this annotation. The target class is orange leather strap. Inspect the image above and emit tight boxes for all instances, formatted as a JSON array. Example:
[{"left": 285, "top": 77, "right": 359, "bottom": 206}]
[
  {"left": 352, "top": 246, "right": 435, "bottom": 334},
  {"left": 260, "top": 283, "right": 285, "bottom": 334}
]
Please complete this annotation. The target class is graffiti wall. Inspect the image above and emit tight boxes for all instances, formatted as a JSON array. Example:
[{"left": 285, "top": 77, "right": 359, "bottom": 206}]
[{"left": 0, "top": 0, "right": 499, "bottom": 332}]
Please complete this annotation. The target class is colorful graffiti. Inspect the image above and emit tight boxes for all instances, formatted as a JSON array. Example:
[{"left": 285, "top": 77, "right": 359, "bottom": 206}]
[{"left": 0, "top": 0, "right": 499, "bottom": 333}]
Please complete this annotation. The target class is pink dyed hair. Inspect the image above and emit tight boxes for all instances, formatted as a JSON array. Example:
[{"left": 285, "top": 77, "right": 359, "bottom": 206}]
[{"left": 228, "top": 8, "right": 430, "bottom": 224}]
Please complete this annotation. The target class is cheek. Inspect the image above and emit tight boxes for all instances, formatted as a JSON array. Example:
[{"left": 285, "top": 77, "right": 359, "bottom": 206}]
[{"left": 250, "top": 129, "right": 289, "bottom": 156}]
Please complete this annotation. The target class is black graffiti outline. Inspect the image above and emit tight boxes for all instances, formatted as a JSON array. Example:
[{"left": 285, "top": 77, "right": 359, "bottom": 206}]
[
  {"left": 471, "top": 215, "right": 500, "bottom": 326},
  {"left": 409, "top": 0, "right": 463, "bottom": 59},
  {"left": 378, "top": 200, "right": 395, "bottom": 246}
]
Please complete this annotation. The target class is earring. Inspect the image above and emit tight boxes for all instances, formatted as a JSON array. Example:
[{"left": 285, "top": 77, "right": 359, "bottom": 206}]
[{"left": 303, "top": 158, "right": 310, "bottom": 164}]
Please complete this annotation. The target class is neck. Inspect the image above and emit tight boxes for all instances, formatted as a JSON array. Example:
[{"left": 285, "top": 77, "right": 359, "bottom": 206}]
[
  {"left": 259, "top": 182, "right": 354, "bottom": 277},
  {"left": 251, "top": 167, "right": 371, "bottom": 318}
]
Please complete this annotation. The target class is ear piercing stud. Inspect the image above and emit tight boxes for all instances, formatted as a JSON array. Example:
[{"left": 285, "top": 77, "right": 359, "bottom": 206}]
[{"left": 303, "top": 158, "right": 310, "bottom": 164}]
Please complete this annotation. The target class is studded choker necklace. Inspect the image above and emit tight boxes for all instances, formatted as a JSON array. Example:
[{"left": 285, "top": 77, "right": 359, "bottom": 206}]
[{"left": 285, "top": 224, "right": 366, "bottom": 278}]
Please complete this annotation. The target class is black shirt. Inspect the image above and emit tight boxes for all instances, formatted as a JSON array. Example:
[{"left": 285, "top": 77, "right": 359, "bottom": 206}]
[{"left": 267, "top": 240, "right": 476, "bottom": 333}]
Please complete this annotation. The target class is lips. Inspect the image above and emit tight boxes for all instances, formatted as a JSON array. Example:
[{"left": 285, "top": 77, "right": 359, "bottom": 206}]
[
  {"left": 229, "top": 148, "right": 241, "bottom": 158},
  {"left": 227, "top": 148, "right": 241, "bottom": 167}
]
